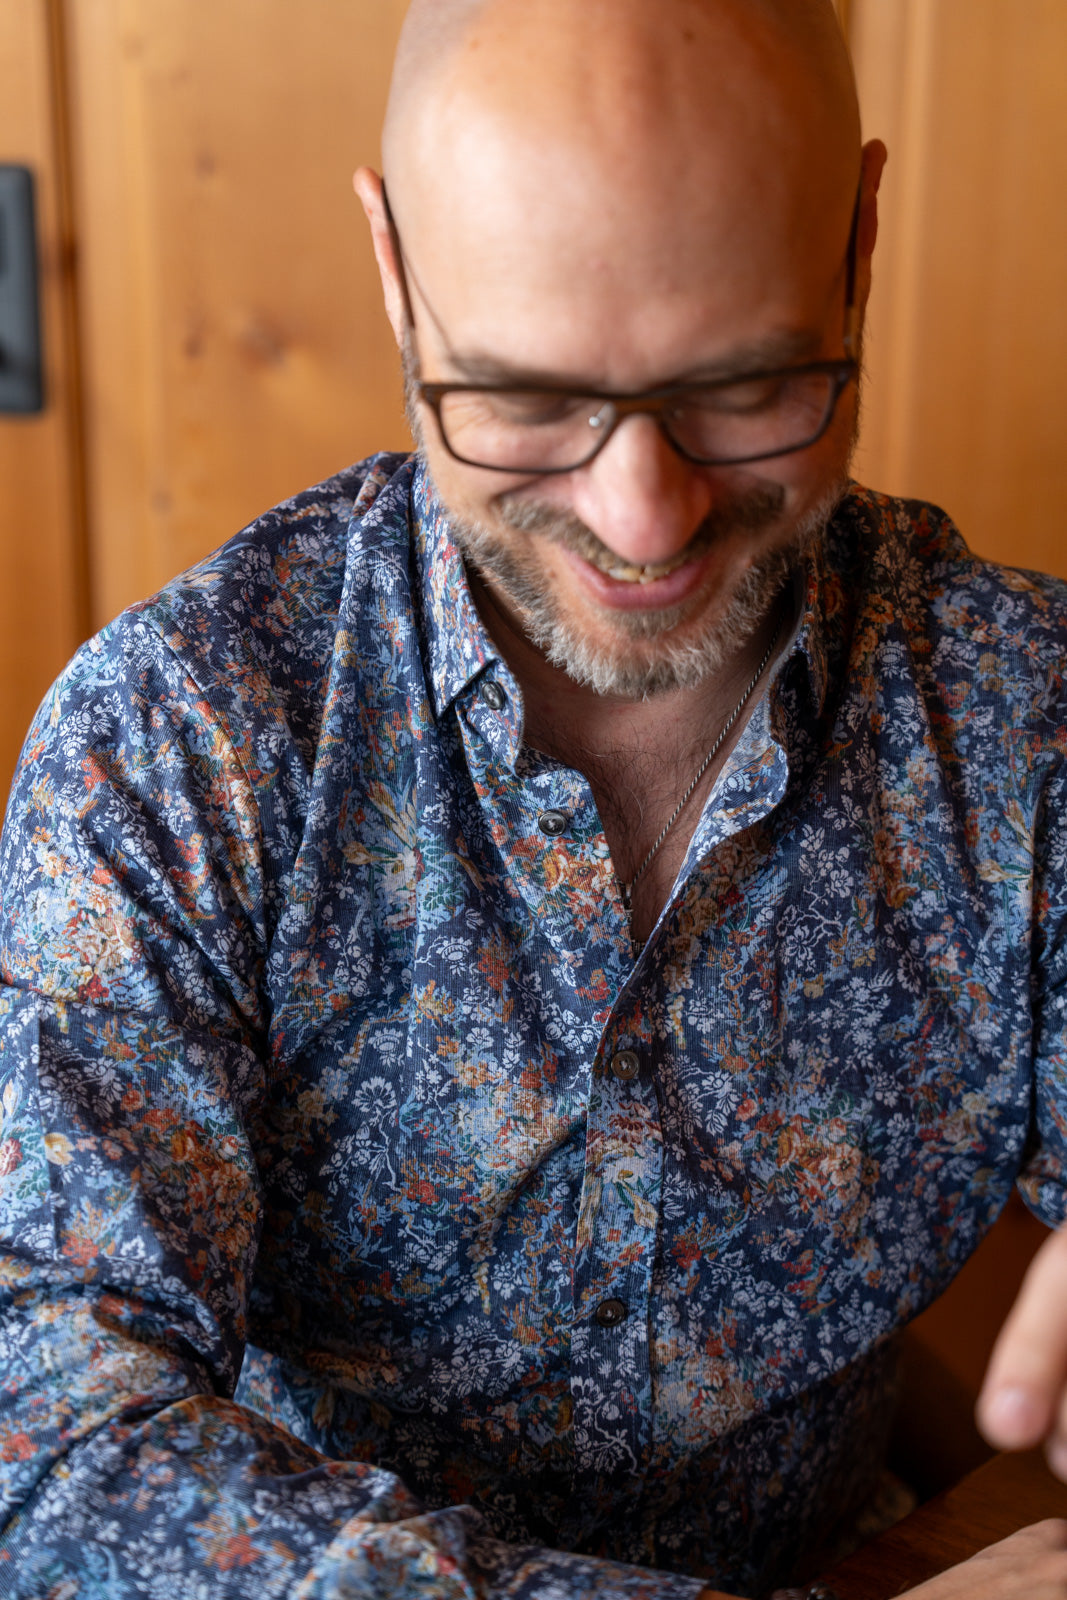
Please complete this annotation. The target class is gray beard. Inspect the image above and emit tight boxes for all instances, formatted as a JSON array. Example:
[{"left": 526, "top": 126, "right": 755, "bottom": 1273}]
[
  {"left": 404, "top": 353, "right": 845, "bottom": 698},
  {"left": 444, "top": 484, "right": 843, "bottom": 698}
]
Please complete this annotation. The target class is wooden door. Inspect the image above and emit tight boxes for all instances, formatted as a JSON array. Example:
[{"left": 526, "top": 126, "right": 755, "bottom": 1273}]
[
  {"left": 66, "top": 0, "right": 410, "bottom": 628},
  {"left": 0, "top": 0, "right": 88, "bottom": 799},
  {"left": 848, "top": 0, "right": 1067, "bottom": 577}
]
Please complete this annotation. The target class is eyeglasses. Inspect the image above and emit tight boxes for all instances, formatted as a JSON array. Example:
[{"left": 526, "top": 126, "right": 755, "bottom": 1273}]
[{"left": 383, "top": 186, "right": 860, "bottom": 476}]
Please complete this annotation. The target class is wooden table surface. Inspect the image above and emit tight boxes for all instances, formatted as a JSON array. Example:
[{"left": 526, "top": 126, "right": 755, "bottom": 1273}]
[{"left": 820, "top": 1450, "right": 1067, "bottom": 1598}]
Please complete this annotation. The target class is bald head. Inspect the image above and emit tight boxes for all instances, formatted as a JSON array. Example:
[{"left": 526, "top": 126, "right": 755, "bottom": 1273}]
[
  {"left": 375, "top": 0, "right": 863, "bottom": 383},
  {"left": 384, "top": 0, "right": 859, "bottom": 225},
  {"left": 385, "top": 0, "right": 858, "bottom": 163}
]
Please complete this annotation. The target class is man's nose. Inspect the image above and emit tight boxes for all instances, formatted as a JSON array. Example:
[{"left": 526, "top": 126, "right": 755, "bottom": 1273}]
[{"left": 568, "top": 414, "right": 716, "bottom": 566}]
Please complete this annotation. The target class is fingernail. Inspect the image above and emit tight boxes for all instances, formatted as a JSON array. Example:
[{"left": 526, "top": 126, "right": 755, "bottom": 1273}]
[{"left": 982, "top": 1385, "right": 1042, "bottom": 1440}]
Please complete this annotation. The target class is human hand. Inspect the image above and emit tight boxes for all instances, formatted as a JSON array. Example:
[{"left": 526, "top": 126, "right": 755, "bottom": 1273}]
[
  {"left": 977, "top": 1221, "right": 1067, "bottom": 1475},
  {"left": 768, "top": 1523, "right": 1067, "bottom": 1600},
  {"left": 894, "top": 1520, "right": 1067, "bottom": 1597}
]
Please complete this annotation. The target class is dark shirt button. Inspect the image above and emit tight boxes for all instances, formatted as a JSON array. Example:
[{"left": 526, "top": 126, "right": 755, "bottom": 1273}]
[
  {"left": 610, "top": 1050, "right": 640, "bottom": 1083},
  {"left": 480, "top": 680, "right": 506, "bottom": 711},
  {"left": 594, "top": 1297, "right": 628, "bottom": 1329},
  {"left": 538, "top": 810, "right": 569, "bottom": 838}
]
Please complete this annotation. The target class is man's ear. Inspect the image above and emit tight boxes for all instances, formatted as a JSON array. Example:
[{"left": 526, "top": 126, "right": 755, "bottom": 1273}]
[
  {"left": 354, "top": 166, "right": 408, "bottom": 349},
  {"left": 854, "top": 138, "right": 889, "bottom": 316}
]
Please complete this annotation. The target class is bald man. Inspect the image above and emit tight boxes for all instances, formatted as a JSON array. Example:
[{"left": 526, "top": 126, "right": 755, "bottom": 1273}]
[{"left": 2, "top": 1, "right": 1067, "bottom": 1596}]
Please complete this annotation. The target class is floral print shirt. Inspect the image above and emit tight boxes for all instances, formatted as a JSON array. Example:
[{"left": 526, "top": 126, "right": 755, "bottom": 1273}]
[{"left": 0, "top": 452, "right": 1065, "bottom": 1600}]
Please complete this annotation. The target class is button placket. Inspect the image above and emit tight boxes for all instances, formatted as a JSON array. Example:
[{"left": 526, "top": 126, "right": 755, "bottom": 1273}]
[
  {"left": 569, "top": 1022, "right": 662, "bottom": 1481},
  {"left": 681, "top": 693, "right": 790, "bottom": 892},
  {"left": 461, "top": 725, "right": 629, "bottom": 972}
]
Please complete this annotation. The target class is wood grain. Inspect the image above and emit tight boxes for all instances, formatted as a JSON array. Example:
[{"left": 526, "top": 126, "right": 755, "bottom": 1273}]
[
  {"left": 822, "top": 1450, "right": 1067, "bottom": 1599},
  {"left": 0, "top": 0, "right": 89, "bottom": 798},
  {"left": 66, "top": 0, "right": 410, "bottom": 627},
  {"left": 849, "top": 0, "right": 1067, "bottom": 576}
]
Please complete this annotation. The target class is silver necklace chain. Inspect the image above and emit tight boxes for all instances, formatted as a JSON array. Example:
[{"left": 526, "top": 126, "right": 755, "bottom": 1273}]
[{"left": 620, "top": 613, "right": 783, "bottom": 914}]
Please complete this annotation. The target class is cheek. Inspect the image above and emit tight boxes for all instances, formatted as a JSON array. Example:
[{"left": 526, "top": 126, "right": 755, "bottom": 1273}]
[
  {"left": 424, "top": 440, "right": 537, "bottom": 531},
  {"left": 818, "top": 382, "right": 861, "bottom": 469},
  {"left": 761, "top": 406, "right": 856, "bottom": 512}
]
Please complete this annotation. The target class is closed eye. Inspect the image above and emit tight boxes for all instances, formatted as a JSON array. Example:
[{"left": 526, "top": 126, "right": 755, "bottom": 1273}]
[
  {"left": 470, "top": 390, "right": 593, "bottom": 427},
  {"left": 679, "top": 377, "right": 786, "bottom": 418}
]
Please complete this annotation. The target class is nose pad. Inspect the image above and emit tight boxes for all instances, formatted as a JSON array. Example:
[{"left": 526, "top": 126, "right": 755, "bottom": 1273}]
[
  {"left": 573, "top": 413, "right": 714, "bottom": 567},
  {"left": 585, "top": 400, "right": 677, "bottom": 464}
]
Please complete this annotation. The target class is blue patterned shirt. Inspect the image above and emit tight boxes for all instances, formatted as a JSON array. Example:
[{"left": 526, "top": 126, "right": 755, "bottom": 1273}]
[{"left": 0, "top": 453, "right": 1065, "bottom": 1598}]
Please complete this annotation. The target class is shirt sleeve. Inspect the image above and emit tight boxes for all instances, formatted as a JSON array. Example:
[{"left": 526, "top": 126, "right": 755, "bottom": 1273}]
[
  {"left": 0, "top": 619, "right": 704, "bottom": 1600},
  {"left": 1018, "top": 718, "right": 1067, "bottom": 1229}
]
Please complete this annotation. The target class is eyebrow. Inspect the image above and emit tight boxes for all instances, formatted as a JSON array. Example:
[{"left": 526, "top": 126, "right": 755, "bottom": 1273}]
[{"left": 435, "top": 327, "right": 827, "bottom": 391}]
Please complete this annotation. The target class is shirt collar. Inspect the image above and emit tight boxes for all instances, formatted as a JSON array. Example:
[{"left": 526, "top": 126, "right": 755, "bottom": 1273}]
[
  {"left": 776, "top": 486, "right": 864, "bottom": 725},
  {"left": 410, "top": 457, "right": 506, "bottom": 720}
]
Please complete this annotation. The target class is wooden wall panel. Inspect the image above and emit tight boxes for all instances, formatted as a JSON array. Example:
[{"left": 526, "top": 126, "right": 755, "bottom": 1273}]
[
  {"left": 0, "top": 0, "right": 88, "bottom": 798},
  {"left": 849, "top": 0, "right": 1067, "bottom": 576},
  {"left": 68, "top": 0, "right": 410, "bottom": 628}
]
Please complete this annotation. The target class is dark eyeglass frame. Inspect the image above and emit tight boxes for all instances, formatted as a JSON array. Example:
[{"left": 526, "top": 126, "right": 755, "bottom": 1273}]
[{"left": 382, "top": 183, "right": 861, "bottom": 475}]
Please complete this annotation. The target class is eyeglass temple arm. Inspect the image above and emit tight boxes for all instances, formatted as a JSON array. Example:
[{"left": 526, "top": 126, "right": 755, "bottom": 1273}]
[
  {"left": 380, "top": 181, "right": 422, "bottom": 348},
  {"left": 843, "top": 182, "right": 863, "bottom": 360}
]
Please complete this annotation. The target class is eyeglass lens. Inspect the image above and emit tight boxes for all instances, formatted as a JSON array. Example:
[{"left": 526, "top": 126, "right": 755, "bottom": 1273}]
[{"left": 436, "top": 368, "right": 843, "bottom": 471}]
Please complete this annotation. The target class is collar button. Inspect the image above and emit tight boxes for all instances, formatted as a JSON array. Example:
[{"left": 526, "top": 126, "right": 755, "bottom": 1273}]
[
  {"left": 480, "top": 680, "right": 506, "bottom": 711},
  {"left": 538, "top": 809, "right": 569, "bottom": 838}
]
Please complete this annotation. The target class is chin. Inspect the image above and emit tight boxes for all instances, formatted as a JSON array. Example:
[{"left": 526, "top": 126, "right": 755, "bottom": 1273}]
[{"left": 535, "top": 560, "right": 794, "bottom": 698}]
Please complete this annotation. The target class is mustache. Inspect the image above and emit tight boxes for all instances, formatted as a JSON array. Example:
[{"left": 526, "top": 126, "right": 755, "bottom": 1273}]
[{"left": 495, "top": 483, "right": 788, "bottom": 577}]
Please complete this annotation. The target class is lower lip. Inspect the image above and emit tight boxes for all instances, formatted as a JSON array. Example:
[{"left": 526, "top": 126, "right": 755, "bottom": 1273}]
[{"left": 557, "top": 544, "right": 719, "bottom": 611}]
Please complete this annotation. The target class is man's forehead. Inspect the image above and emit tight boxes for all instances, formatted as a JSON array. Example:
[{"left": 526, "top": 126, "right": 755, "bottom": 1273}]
[
  {"left": 383, "top": 0, "right": 859, "bottom": 254},
  {"left": 384, "top": 0, "right": 858, "bottom": 168}
]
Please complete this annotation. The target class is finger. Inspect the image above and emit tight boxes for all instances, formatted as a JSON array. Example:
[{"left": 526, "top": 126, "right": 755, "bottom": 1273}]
[
  {"left": 977, "top": 1222, "right": 1067, "bottom": 1452},
  {"left": 1047, "top": 1387, "right": 1067, "bottom": 1480}
]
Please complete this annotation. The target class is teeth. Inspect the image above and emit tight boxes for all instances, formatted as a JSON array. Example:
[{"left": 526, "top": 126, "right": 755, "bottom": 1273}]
[{"left": 601, "top": 553, "right": 689, "bottom": 584}]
